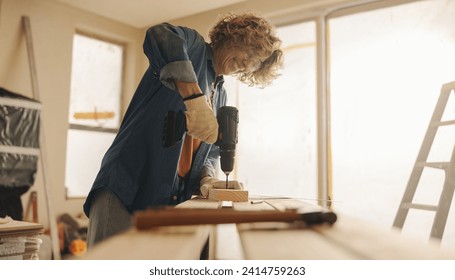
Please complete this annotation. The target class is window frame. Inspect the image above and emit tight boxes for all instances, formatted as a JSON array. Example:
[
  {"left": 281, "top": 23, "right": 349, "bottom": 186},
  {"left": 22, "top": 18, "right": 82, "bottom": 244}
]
[
  {"left": 68, "top": 30, "right": 126, "bottom": 133},
  {"left": 270, "top": 0, "right": 424, "bottom": 207},
  {"left": 65, "top": 30, "right": 126, "bottom": 199}
]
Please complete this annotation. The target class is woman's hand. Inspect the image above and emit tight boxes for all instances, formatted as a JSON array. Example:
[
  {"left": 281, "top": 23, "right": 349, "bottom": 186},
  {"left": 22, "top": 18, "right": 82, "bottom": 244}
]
[
  {"left": 199, "top": 176, "right": 244, "bottom": 197},
  {"left": 175, "top": 81, "right": 218, "bottom": 144}
]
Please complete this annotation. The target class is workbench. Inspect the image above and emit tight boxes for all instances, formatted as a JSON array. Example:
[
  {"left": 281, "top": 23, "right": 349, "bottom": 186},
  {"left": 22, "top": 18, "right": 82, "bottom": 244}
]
[{"left": 83, "top": 198, "right": 455, "bottom": 260}]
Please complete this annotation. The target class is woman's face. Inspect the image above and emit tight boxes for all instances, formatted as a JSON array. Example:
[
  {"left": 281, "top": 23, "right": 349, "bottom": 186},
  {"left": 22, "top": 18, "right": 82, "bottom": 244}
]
[{"left": 214, "top": 47, "right": 261, "bottom": 76}]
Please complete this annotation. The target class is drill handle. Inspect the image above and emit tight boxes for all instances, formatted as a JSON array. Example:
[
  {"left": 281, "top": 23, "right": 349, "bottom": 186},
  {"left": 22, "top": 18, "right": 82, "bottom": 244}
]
[{"left": 215, "top": 106, "right": 239, "bottom": 147}]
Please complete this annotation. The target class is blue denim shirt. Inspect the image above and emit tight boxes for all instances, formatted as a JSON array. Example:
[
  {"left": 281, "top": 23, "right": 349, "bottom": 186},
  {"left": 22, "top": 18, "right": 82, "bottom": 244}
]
[{"left": 83, "top": 23, "right": 227, "bottom": 216}]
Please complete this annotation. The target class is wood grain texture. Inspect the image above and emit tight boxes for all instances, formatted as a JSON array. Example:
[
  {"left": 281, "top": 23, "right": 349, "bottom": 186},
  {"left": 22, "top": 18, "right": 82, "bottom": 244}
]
[
  {"left": 82, "top": 226, "right": 211, "bottom": 260},
  {"left": 82, "top": 198, "right": 455, "bottom": 260},
  {"left": 208, "top": 189, "right": 248, "bottom": 202},
  {"left": 234, "top": 199, "right": 455, "bottom": 260}
]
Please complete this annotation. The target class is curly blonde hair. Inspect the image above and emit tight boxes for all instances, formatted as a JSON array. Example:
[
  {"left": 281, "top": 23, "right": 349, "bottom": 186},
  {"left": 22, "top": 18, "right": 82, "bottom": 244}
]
[{"left": 209, "top": 12, "right": 283, "bottom": 87}]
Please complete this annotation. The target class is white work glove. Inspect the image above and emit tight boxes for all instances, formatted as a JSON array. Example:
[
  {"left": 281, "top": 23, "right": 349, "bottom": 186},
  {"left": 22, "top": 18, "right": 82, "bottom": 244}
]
[
  {"left": 184, "top": 95, "right": 218, "bottom": 144},
  {"left": 199, "top": 176, "right": 244, "bottom": 197}
]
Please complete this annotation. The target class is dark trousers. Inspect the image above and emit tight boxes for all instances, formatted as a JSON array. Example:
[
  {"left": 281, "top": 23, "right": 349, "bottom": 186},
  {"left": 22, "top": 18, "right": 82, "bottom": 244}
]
[{"left": 86, "top": 188, "right": 133, "bottom": 249}]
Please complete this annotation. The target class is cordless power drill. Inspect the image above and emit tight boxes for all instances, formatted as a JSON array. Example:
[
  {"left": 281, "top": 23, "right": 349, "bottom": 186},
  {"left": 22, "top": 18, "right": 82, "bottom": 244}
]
[
  {"left": 163, "top": 106, "right": 239, "bottom": 188},
  {"left": 214, "top": 106, "right": 239, "bottom": 188}
]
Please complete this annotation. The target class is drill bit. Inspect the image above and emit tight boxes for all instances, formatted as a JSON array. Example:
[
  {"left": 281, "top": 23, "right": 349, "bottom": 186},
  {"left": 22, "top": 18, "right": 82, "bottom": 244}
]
[{"left": 225, "top": 174, "right": 229, "bottom": 189}]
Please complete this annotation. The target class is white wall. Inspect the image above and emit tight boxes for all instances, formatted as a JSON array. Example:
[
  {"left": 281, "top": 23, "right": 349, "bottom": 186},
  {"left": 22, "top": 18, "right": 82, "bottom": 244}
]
[
  {"left": 0, "top": 0, "right": 144, "bottom": 227},
  {"left": 169, "top": 0, "right": 354, "bottom": 38},
  {"left": 0, "top": 0, "right": 363, "bottom": 228},
  {"left": 0, "top": 0, "right": 356, "bottom": 229}
]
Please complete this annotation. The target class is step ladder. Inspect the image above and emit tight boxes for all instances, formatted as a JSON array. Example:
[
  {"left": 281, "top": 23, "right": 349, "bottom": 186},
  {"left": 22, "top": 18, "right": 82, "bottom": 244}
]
[
  {"left": 393, "top": 81, "right": 455, "bottom": 240},
  {"left": 22, "top": 16, "right": 61, "bottom": 260}
]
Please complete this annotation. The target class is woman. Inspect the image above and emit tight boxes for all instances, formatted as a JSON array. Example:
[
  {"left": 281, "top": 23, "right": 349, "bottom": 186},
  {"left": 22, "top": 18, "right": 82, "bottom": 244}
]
[{"left": 84, "top": 12, "right": 283, "bottom": 247}]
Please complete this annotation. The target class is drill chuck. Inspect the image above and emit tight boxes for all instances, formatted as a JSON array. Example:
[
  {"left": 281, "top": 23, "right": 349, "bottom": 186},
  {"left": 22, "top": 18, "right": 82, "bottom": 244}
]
[{"left": 220, "top": 149, "right": 235, "bottom": 175}]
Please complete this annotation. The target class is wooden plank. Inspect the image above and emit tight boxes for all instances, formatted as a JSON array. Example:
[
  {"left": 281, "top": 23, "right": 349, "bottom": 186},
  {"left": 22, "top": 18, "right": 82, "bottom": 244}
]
[
  {"left": 0, "top": 219, "right": 44, "bottom": 237},
  {"left": 208, "top": 189, "right": 248, "bottom": 202},
  {"left": 82, "top": 225, "right": 211, "bottom": 260},
  {"left": 81, "top": 198, "right": 455, "bottom": 260},
  {"left": 176, "top": 198, "right": 222, "bottom": 209},
  {"left": 73, "top": 111, "right": 115, "bottom": 120},
  {"left": 213, "top": 224, "right": 245, "bottom": 260},
  {"left": 235, "top": 199, "right": 455, "bottom": 259},
  {"left": 234, "top": 200, "right": 355, "bottom": 259},
  {"left": 235, "top": 198, "right": 327, "bottom": 212},
  {"left": 264, "top": 198, "right": 318, "bottom": 211},
  {"left": 178, "top": 199, "right": 244, "bottom": 260},
  {"left": 238, "top": 223, "right": 359, "bottom": 260},
  {"left": 233, "top": 201, "right": 276, "bottom": 211},
  {"left": 314, "top": 215, "right": 455, "bottom": 259}
]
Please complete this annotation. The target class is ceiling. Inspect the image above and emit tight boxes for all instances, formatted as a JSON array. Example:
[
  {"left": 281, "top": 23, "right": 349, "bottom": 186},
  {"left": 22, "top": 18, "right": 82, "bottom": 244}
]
[{"left": 55, "top": 0, "right": 247, "bottom": 28}]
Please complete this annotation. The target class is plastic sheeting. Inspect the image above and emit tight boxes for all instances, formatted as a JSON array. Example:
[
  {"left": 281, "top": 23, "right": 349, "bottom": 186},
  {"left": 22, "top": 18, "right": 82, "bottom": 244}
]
[{"left": 0, "top": 87, "right": 41, "bottom": 188}]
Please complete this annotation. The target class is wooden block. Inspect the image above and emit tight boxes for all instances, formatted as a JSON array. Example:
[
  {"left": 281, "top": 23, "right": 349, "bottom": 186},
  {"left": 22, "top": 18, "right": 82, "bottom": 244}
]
[{"left": 208, "top": 189, "right": 249, "bottom": 202}]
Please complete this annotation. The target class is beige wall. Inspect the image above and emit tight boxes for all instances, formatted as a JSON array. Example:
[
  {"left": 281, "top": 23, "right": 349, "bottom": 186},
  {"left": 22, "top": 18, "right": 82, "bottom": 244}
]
[
  {"left": 169, "top": 0, "right": 353, "bottom": 38},
  {"left": 0, "top": 0, "right": 144, "bottom": 227},
  {"left": 0, "top": 0, "right": 354, "bottom": 228}
]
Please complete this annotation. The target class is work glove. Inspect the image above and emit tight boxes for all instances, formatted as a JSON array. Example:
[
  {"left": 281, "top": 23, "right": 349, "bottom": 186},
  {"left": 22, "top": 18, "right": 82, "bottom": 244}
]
[
  {"left": 184, "top": 95, "right": 218, "bottom": 144},
  {"left": 199, "top": 176, "right": 244, "bottom": 197}
]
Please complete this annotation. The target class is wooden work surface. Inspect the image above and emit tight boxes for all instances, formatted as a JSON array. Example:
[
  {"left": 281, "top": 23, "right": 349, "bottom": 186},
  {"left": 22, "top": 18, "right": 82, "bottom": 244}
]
[
  {"left": 83, "top": 225, "right": 211, "bottom": 260},
  {"left": 82, "top": 198, "right": 455, "bottom": 260},
  {"left": 180, "top": 198, "right": 455, "bottom": 260},
  {"left": 236, "top": 216, "right": 455, "bottom": 260},
  {"left": 82, "top": 200, "right": 221, "bottom": 260}
]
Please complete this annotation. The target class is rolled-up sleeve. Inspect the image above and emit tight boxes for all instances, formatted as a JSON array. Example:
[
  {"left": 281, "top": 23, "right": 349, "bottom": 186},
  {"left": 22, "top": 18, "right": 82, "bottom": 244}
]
[
  {"left": 143, "top": 23, "right": 200, "bottom": 91},
  {"left": 160, "top": 61, "right": 197, "bottom": 90}
]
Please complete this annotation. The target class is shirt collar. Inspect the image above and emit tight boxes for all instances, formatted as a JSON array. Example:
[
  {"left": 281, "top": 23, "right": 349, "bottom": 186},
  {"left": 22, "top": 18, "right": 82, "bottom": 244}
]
[{"left": 206, "top": 43, "right": 224, "bottom": 83}]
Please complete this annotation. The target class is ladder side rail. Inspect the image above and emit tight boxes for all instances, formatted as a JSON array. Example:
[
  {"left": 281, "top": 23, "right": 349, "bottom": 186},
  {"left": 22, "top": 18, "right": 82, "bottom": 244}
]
[
  {"left": 393, "top": 85, "right": 453, "bottom": 228},
  {"left": 430, "top": 144, "right": 455, "bottom": 240},
  {"left": 22, "top": 16, "right": 61, "bottom": 260}
]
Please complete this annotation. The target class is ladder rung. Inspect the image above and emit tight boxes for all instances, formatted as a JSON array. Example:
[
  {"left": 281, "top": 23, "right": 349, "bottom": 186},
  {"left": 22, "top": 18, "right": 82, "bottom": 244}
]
[
  {"left": 401, "top": 203, "right": 438, "bottom": 211},
  {"left": 432, "top": 120, "right": 455, "bottom": 126},
  {"left": 417, "top": 161, "right": 450, "bottom": 169}
]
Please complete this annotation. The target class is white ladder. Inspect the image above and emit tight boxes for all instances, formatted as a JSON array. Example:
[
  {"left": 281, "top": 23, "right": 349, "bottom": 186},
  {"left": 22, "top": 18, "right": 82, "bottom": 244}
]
[{"left": 393, "top": 81, "right": 455, "bottom": 240}]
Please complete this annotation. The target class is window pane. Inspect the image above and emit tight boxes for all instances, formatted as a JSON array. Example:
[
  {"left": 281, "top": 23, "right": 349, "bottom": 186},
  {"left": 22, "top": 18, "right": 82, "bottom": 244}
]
[
  {"left": 69, "top": 34, "right": 123, "bottom": 129},
  {"left": 65, "top": 129, "right": 115, "bottom": 197},
  {"left": 66, "top": 33, "right": 124, "bottom": 198},
  {"left": 330, "top": 0, "right": 455, "bottom": 247},
  {"left": 230, "top": 22, "right": 317, "bottom": 200}
]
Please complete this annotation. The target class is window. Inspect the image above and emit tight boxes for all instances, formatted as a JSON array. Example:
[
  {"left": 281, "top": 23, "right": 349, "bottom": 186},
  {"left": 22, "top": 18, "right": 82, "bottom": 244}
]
[
  {"left": 225, "top": 22, "right": 318, "bottom": 200},
  {"left": 227, "top": 0, "right": 455, "bottom": 248},
  {"left": 65, "top": 33, "right": 124, "bottom": 198},
  {"left": 329, "top": 0, "right": 455, "bottom": 247}
]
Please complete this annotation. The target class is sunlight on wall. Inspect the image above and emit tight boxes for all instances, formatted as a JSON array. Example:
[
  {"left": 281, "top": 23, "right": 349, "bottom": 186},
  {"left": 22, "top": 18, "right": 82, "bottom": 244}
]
[
  {"left": 329, "top": 0, "right": 455, "bottom": 248},
  {"left": 226, "top": 22, "right": 318, "bottom": 201},
  {"left": 65, "top": 34, "right": 123, "bottom": 198}
]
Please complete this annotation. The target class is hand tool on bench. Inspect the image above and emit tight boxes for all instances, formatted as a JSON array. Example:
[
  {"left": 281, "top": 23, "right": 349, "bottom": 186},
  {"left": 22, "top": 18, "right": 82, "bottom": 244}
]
[{"left": 134, "top": 206, "right": 337, "bottom": 229}]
